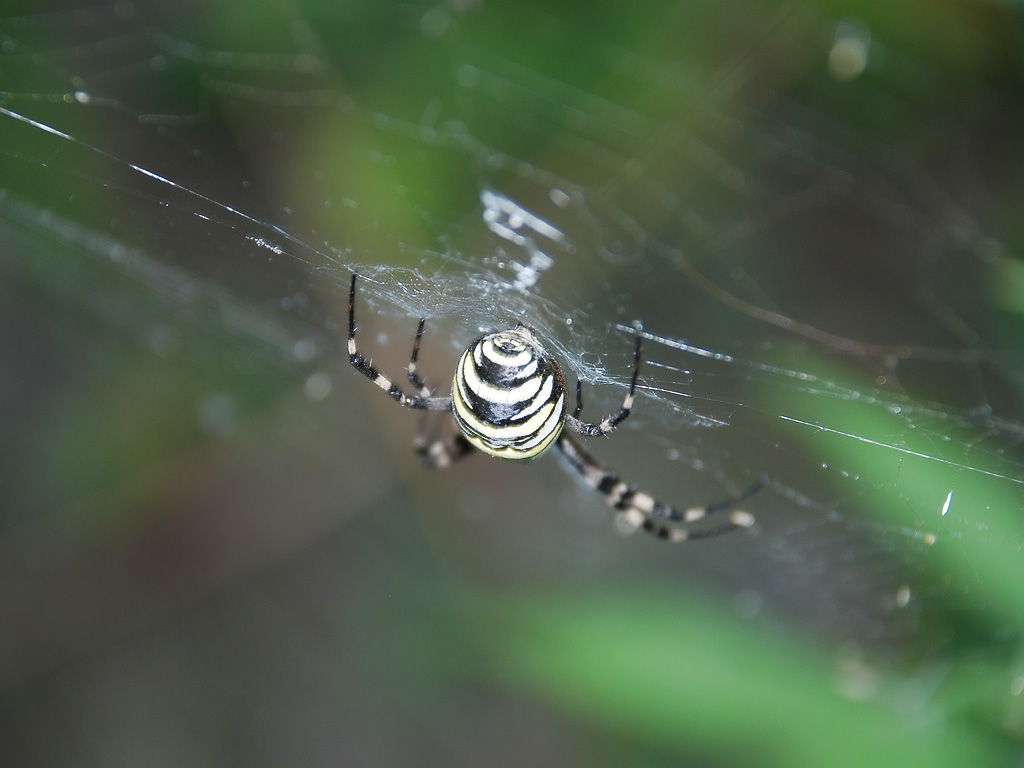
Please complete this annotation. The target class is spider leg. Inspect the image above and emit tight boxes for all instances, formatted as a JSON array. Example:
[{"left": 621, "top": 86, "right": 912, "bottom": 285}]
[
  {"left": 411, "top": 399, "right": 475, "bottom": 470},
  {"left": 556, "top": 434, "right": 765, "bottom": 543},
  {"left": 565, "top": 332, "right": 642, "bottom": 437},
  {"left": 407, "top": 318, "right": 433, "bottom": 398},
  {"left": 348, "top": 273, "right": 451, "bottom": 411},
  {"left": 415, "top": 432, "right": 475, "bottom": 470}
]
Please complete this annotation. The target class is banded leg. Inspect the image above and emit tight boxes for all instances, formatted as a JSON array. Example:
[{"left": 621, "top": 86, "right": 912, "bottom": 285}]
[
  {"left": 348, "top": 273, "right": 451, "bottom": 411},
  {"left": 556, "top": 434, "right": 765, "bottom": 542},
  {"left": 565, "top": 333, "right": 643, "bottom": 437},
  {"left": 402, "top": 310, "right": 476, "bottom": 467},
  {"left": 407, "top": 318, "right": 432, "bottom": 398},
  {"left": 415, "top": 432, "right": 475, "bottom": 470}
]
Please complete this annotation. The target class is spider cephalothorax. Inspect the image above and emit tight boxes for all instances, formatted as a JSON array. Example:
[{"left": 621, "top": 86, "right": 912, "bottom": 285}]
[{"left": 347, "top": 273, "right": 764, "bottom": 542}]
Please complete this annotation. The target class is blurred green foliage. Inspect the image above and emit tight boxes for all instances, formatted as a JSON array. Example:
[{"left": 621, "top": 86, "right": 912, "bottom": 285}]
[{"left": 2, "top": 0, "right": 1024, "bottom": 766}]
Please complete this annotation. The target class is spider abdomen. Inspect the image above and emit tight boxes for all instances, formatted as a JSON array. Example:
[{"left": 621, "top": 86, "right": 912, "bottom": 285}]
[
  {"left": 348, "top": 271, "right": 760, "bottom": 541},
  {"left": 452, "top": 326, "right": 568, "bottom": 460}
]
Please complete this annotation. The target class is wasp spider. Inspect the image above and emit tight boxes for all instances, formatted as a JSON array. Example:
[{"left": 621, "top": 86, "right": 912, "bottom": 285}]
[{"left": 347, "top": 273, "right": 765, "bottom": 542}]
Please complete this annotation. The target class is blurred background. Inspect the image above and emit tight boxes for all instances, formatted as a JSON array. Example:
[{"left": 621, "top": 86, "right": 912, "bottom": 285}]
[{"left": 1, "top": 0, "right": 1023, "bottom": 765}]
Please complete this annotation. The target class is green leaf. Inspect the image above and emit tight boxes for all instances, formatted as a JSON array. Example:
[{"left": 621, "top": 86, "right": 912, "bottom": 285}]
[{"left": 483, "top": 590, "right": 1010, "bottom": 767}]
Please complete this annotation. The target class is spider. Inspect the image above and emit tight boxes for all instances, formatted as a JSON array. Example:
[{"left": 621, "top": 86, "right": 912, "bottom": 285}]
[{"left": 347, "top": 273, "right": 765, "bottom": 542}]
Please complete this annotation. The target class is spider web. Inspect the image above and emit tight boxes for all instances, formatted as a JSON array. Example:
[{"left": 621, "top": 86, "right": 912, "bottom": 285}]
[{"left": 1, "top": 0, "right": 1023, "bottom": 765}]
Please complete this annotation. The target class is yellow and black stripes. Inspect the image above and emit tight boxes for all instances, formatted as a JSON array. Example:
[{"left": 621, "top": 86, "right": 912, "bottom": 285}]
[
  {"left": 347, "top": 271, "right": 764, "bottom": 542},
  {"left": 452, "top": 327, "right": 568, "bottom": 460}
]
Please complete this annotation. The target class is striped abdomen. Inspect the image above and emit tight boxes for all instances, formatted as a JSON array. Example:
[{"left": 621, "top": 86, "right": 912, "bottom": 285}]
[{"left": 452, "top": 325, "right": 567, "bottom": 460}]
